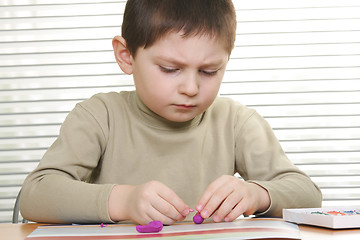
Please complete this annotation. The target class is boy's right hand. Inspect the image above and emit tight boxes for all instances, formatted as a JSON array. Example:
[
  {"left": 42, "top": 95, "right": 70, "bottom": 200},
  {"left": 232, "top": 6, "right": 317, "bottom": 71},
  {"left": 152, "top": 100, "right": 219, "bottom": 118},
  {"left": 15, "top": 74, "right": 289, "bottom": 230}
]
[{"left": 108, "top": 181, "right": 191, "bottom": 225}]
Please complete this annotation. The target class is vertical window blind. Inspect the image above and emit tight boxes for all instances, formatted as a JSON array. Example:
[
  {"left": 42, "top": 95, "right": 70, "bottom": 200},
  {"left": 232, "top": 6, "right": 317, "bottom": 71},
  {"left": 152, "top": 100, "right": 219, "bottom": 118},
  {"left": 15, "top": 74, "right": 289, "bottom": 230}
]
[{"left": 1, "top": 0, "right": 360, "bottom": 223}]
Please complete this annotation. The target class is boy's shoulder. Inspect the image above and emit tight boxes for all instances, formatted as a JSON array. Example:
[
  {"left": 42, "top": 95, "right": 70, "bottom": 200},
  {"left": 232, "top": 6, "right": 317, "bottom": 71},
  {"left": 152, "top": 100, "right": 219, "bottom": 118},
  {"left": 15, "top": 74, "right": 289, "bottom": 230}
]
[
  {"left": 212, "top": 96, "right": 255, "bottom": 115},
  {"left": 79, "top": 91, "right": 133, "bottom": 108},
  {"left": 75, "top": 91, "right": 134, "bottom": 120},
  {"left": 210, "top": 96, "right": 257, "bottom": 125}
]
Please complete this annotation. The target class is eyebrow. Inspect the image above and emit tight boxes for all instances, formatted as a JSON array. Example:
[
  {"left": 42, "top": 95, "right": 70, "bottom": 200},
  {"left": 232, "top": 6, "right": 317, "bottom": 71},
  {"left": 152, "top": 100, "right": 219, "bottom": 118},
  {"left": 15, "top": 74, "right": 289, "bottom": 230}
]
[{"left": 155, "top": 55, "right": 227, "bottom": 69}]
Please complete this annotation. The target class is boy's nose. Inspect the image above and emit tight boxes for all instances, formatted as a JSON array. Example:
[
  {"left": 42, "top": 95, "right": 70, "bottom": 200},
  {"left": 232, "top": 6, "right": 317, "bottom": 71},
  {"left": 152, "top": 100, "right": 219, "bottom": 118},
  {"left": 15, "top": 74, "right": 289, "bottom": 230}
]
[{"left": 178, "top": 72, "right": 199, "bottom": 97}]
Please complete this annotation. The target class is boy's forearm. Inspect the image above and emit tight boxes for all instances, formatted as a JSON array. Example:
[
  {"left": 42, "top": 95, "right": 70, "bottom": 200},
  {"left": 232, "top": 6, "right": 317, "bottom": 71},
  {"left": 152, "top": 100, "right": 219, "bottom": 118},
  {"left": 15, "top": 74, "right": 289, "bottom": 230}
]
[
  {"left": 108, "top": 184, "right": 135, "bottom": 222},
  {"left": 248, "top": 182, "right": 271, "bottom": 214},
  {"left": 20, "top": 174, "right": 115, "bottom": 223},
  {"left": 250, "top": 174, "right": 322, "bottom": 217}
]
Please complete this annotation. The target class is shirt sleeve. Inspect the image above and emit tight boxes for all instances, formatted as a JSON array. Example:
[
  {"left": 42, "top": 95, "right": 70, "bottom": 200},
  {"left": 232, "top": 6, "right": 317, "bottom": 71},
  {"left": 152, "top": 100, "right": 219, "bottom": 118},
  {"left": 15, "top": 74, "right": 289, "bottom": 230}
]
[
  {"left": 20, "top": 100, "right": 115, "bottom": 224},
  {"left": 234, "top": 110, "right": 322, "bottom": 217}
]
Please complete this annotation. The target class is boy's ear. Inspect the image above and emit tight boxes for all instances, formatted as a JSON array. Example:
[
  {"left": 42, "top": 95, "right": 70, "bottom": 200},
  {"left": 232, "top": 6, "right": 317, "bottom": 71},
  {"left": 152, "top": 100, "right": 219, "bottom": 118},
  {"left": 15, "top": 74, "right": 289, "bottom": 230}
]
[{"left": 112, "top": 36, "right": 133, "bottom": 74}]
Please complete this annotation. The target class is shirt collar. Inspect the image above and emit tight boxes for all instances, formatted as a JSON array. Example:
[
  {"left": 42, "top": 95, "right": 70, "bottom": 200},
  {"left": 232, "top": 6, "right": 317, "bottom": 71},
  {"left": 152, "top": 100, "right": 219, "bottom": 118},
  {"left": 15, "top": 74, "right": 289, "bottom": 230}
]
[{"left": 131, "top": 91, "right": 203, "bottom": 130}]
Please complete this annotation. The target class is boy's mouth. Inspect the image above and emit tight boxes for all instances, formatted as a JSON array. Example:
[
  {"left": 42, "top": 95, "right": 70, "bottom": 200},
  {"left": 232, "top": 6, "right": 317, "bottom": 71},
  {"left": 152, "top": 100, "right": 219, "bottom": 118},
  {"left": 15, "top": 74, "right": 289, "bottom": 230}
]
[{"left": 173, "top": 104, "right": 196, "bottom": 110}]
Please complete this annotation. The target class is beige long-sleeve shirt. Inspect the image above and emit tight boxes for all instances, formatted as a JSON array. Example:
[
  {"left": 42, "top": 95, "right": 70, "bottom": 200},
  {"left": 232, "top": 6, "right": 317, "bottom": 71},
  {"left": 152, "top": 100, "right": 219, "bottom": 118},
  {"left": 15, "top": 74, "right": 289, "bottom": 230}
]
[{"left": 20, "top": 91, "right": 322, "bottom": 223}]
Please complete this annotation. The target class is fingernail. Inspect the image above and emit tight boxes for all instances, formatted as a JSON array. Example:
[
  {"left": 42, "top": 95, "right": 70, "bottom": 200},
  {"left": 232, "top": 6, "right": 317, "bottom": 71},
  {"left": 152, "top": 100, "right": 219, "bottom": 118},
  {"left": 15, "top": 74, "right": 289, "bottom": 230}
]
[
  {"left": 201, "top": 210, "right": 209, "bottom": 218},
  {"left": 224, "top": 217, "right": 230, "bottom": 222},
  {"left": 196, "top": 205, "right": 203, "bottom": 212},
  {"left": 182, "top": 209, "right": 189, "bottom": 216},
  {"left": 189, "top": 208, "right": 195, "bottom": 212}
]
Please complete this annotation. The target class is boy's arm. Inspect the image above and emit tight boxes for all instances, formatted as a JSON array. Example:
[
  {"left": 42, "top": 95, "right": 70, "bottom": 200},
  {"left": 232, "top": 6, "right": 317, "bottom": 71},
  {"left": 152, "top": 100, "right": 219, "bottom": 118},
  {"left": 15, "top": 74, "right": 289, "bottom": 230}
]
[
  {"left": 235, "top": 111, "right": 322, "bottom": 217},
  {"left": 20, "top": 97, "right": 191, "bottom": 224},
  {"left": 21, "top": 174, "right": 115, "bottom": 223},
  {"left": 195, "top": 109, "right": 321, "bottom": 222},
  {"left": 20, "top": 101, "right": 114, "bottom": 223}
]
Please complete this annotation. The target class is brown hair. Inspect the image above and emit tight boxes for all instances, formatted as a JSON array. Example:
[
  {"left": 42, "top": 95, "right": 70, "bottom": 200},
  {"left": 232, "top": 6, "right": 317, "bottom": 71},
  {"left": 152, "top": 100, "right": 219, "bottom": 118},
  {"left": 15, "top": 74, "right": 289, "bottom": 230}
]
[{"left": 121, "top": 0, "right": 236, "bottom": 57}]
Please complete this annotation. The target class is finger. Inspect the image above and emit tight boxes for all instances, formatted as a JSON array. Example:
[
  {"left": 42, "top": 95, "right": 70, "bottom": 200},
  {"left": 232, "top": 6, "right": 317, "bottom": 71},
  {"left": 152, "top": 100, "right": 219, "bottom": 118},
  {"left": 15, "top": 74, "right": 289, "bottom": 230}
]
[
  {"left": 133, "top": 181, "right": 185, "bottom": 225},
  {"left": 196, "top": 176, "right": 229, "bottom": 212},
  {"left": 134, "top": 212, "right": 154, "bottom": 225},
  {"left": 200, "top": 182, "right": 234, "bottom": 219},
  {"left": 157, "top": 186, "right": 191, "bottom": 218},
  {"left": 213, "top": 191, "right": 244, "bottom": 222},
  {"left": 224, "top": 199, "right": 249, "bottom": 222},
  {"left": 151, "top": 194, "right": 185, "bottom": 222},
  {"left": 145, "top": 204, "right": 177, "bottom": 225},
  {"left": 150, "top": 196, "right": 188, "bottom": 224}
]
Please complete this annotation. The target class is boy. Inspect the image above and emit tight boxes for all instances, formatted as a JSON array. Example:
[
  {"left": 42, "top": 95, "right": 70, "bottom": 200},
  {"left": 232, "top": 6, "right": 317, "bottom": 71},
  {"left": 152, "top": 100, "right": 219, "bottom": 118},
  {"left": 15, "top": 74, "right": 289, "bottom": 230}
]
[{"left": 20, "top": 0, "right": 322, "bottom": 225}]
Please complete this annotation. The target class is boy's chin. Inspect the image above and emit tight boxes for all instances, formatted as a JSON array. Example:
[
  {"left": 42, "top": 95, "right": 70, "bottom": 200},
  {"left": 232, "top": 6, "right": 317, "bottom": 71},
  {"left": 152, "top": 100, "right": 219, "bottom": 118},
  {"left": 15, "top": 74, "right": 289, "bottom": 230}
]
[{"left": 165, "top": 114, "right": 200, "bottom": 123}]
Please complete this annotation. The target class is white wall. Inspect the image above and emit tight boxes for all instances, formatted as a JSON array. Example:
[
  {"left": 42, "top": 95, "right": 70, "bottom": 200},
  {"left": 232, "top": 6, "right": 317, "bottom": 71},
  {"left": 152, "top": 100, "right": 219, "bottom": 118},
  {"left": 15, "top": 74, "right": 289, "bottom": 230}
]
[{"left": 1, "top": 0, "right": 360, "bottom": 223}]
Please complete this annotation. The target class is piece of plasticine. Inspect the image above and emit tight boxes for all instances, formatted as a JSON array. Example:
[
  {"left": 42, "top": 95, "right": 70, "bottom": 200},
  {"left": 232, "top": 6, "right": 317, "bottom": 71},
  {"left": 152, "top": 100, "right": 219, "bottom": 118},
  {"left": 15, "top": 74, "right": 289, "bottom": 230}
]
[
  {"left": 136, "top": 220, "right": 163, "bottom": 233},
  {"left": 193, "top": 212, "right": 204, "bottom": 224}
]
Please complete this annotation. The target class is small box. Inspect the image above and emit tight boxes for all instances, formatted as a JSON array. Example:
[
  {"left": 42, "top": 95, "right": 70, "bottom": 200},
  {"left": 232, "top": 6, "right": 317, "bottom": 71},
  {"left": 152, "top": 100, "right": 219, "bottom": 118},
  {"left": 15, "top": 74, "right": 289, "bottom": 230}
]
[{"left": 283, "top": 207, "right": 360, "bottom": 229}]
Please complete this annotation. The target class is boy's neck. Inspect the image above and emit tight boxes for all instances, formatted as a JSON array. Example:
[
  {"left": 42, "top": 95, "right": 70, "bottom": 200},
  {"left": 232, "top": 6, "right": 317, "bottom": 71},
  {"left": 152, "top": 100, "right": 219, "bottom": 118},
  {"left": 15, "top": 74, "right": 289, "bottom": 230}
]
[{"left": 133, "top": 91, "right": 204, "bottom": 130}]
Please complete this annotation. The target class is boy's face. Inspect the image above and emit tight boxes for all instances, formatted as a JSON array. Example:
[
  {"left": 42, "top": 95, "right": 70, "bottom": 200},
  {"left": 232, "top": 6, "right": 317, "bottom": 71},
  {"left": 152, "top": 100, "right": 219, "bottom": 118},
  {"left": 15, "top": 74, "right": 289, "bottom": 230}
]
[{"left": 130, "top": 32, "right": 229, "bottom": 122}]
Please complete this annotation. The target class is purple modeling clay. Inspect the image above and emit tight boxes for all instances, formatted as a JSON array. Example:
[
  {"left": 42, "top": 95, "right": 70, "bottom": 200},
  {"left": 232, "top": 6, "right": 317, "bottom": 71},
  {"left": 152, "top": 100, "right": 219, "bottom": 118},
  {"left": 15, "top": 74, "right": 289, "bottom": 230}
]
[
  {"left": 193, "top": 212, "right": 204, "bottom": 224},
  {"left": 136, "top": 220, "right": 163, "bottom": 233}
]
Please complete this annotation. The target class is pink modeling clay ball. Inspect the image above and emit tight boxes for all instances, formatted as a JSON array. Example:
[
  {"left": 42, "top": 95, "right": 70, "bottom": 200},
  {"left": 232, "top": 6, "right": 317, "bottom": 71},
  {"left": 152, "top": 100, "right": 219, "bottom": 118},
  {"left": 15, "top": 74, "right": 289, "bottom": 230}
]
[
  {"left": 136, "top": 220, "right": 163, "bottom": 233},
  {"left": 193, "top": 212, "right": 204, "bottom": 224}
]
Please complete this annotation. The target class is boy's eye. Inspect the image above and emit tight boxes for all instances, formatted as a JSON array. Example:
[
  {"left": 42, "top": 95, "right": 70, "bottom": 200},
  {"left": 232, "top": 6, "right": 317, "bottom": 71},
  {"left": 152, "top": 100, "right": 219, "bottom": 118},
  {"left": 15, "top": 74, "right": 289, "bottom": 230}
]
[
  {"left": 200, "top": 70, "right": 218, "bottom": 76},
  {"left": 159, "top": 66, "right": 218, "bottom": 76},
  {"left": 159, "top": 66, "right": 178, "bottom": 73}
]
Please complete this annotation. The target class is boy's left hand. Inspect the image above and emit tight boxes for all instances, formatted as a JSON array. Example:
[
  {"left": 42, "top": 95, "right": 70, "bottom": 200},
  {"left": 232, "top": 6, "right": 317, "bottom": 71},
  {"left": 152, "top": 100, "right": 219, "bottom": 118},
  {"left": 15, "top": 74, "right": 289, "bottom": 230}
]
[{"left": 195, "top": 175, "right": 270, "bottom": 222}]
